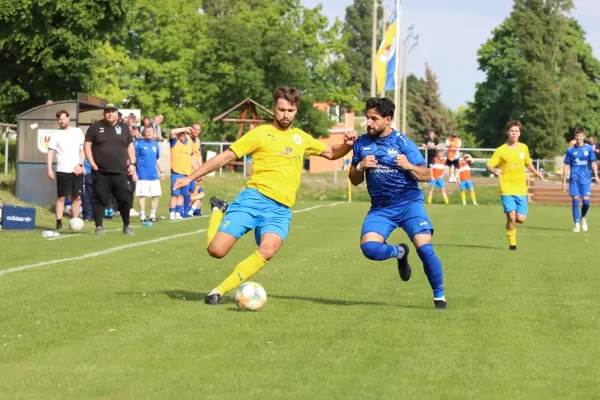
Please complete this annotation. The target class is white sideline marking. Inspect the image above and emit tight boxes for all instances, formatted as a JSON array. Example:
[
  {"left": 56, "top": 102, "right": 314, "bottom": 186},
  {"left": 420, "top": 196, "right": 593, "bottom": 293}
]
[{"left": 5, "top": 202, "right": 347, "bottom": 276}]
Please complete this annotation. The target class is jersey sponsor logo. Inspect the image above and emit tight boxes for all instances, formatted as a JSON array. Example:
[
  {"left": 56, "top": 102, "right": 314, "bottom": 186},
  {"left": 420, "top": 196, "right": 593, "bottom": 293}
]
[
  {"left": 574, "top": 158, "right": 588, "bottom": 166},
  {"left": 387, "top": 148, "right": 398, "bottom": 157},
  {"left": 266, "top": 133, "right": 276, "bottom": 140},
  {"left": 293, "top": 134, "right": 302, "bottom": 145},
  {"left": 584, "top": 151, "right": 589, "bottom": 156}
]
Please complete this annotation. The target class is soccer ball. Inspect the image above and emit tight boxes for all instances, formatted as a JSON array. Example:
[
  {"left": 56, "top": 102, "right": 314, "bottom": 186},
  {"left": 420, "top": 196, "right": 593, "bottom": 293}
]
[
  {"left": 69, "top": 217, "right": 85, "bottom": 231},
  {"left": 235, "top": 282, "right": 267, "bottom": 311}
]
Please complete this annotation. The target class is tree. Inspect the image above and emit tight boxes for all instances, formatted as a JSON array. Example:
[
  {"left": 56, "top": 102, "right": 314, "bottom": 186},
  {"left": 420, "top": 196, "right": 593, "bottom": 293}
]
[
  {"left": 409, "top": 64, "right": 455, "bottom": 140},
  {"left": 342, "top": 0, "right": 383, "bottom": 100},
  {"left": 0, "top": 0, "right": 130, "bottom": 122},
  {"left": 470, "top": 0, "right": 594, "bottom": 158}
]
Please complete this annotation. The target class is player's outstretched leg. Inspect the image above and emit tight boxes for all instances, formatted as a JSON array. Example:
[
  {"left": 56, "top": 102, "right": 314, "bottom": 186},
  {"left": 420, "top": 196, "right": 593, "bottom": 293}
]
[
  {"left": 205, "top": 233, "right": 280, "bottom": 305},
  {"left": 413, "top": 234, "right": 445, "bottom": 310}
]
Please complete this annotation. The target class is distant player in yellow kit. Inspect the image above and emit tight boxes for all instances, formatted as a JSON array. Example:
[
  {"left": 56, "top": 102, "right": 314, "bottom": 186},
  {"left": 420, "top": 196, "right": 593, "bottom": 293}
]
[
  {"left": 174, "top": 86, "right": 357, "bottom": 305},
  {"left": 486, "top": 120, "right": 544, "bottom": 250}
]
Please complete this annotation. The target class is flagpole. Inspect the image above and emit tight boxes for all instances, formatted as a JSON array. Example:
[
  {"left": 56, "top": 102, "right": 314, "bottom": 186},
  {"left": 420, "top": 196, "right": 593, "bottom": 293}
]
[
  {"left": 380, "top": 7, "right": 387, "bottom": 98},
  {"left": 370, "top": 0, "right": 378, "bottom": 97},
  {"left": 393, "top": 0, "right": 402, "bottom": 132}
]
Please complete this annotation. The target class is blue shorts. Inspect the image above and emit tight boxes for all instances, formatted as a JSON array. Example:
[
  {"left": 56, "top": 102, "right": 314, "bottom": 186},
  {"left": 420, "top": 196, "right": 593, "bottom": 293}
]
[
  {"left": 569, "top": 180, "right": 591, "bottom": 197},
  {"left": 429, "top": 178, "right": 445, "bottom": 188},
  {"left": 460, "top": 180, "right": 474, "bottom": 191},
  {"left": 171, "top": 173, "right": 190, "bottom": 196},
  {"left": 501, "top": 195, "right": 528, "bottom": 216},
  {"left": 219, "top": 188, "right": 292, "bottom": 245},
  {"left": 189, "top": 181, "right": 204, "bottom": 194},
  {"left": 361, "top": 202, "right": 434, "bottom": 240}
]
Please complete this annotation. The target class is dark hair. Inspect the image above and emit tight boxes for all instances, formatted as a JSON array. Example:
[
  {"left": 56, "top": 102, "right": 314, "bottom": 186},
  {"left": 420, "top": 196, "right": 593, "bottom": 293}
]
[
  {"left": 366, "top": 97, "right": 395, "bottom": 119},
  {"left": 575, "top": 127, "right": 585, "bottom": 135},
  {"left": 273, "top": 86, "right": 301, "bottom": 105},
  {"left": 56, "top": 110, "right": 69, "bottom": 119},
  {"left": 505, "top": 119, "right": 522, "bottom": 131}
]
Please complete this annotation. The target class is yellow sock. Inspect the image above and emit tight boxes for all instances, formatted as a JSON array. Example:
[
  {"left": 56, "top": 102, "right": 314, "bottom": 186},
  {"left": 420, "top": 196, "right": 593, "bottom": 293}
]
[
  {"left": 471, "top": 191, "right": 477, "bottom": 204},
  {"left": 461, "top": 192, "right": 466, "bottom": 204},
  {"left": 443, "top": 194, "right": 449, "bottom": 204},
  {"left": 506, "top": 229, "right": 517, "bottom": 247},
  {"left": 206, "top": 209, "right": 224, "bottom": 247},
  {"left": 215, "top": 251, "right": 267, "bottom": 295},
  {"left": 427, "top": 194, "right": 432, "bottom": 204}
]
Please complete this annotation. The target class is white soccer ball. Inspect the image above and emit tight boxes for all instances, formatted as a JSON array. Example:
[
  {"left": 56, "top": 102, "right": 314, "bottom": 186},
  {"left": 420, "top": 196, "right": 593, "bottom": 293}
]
[
  {"left": 69, "top": 217, "right": 85, "bottom": 231},
  {"left": 235, "top": 282, "right": 267, "bottom": 311}
]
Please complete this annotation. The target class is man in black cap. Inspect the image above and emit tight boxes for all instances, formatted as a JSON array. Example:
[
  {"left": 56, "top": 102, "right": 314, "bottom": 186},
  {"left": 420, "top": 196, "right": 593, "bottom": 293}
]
[{"left": 84, "top": 103, "right": 137, "bottom": 235}]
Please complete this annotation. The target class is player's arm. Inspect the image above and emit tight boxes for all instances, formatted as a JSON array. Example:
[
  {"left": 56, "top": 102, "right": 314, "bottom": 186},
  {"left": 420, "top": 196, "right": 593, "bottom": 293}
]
[
  {"left": 525, "top": 163, "right": 543, "bottom": 180},
  {"left": 46, "top": 149, "right": 55, "bottom": 180},
  {"left": 318, "top": 131, "right": 358, "bottom": 160},
  {"left": 83, "top": 142, "right": 97, "bottom": 171},
  {"left": 396, "top": 140, "right": 430, "bottom": 182},
  {"left": 169, "top": 126, "right": 191, "bottom": 139},
  {"left": 127, "top": 141, "right": 137, "bottom": 177},
  {"left": 592, "top": 161, "right": 599, "bottom": 184},
  {"left": 486, "top": 150, "right": 502, "bottom": 176},
  {"left": 174, "top": 149, "right": 238, "bottom": 189},
  {"left": 562, "top": 163, "right": 570, "bottom": 191}
]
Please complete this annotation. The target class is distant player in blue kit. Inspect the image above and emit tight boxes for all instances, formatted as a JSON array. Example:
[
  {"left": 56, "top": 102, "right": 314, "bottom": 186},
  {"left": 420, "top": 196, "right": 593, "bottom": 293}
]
[
  {"left": 135, "top": 125, "right": 165, "bottom": 222},
  {"left": 349, "top": 98, "right": 446, "bottom": 310},
  {"left": 562, "top": 128, "right": 599, "bottom": 232}
]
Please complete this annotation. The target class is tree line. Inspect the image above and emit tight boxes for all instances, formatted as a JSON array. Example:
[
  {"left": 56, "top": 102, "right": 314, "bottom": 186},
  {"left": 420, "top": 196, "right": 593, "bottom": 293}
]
[{"left": 1, "top": 0, "right": 598, "bottom": 157}]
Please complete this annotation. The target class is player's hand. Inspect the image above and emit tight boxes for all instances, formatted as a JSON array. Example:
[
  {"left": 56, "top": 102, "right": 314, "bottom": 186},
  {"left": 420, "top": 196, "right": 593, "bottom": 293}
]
[
  {"left": 132, "top": 173, "right": 139, "bottom": 183},
  {"left": 535, "top": 171, "right": 545, "bottom": 180},
  {"left": 196, "top": 177, "right": 203, "bottom": 183},
  {"left": 160, "top": 172, "right": 165, "bottom": 181},
  {"left": 493, "top": 168, "right": 503, "bottom": 176},
  {"left": 47, "top": 170, "right": 55, "bottom": 180},
  {"left": 562, "top": 182, "right": 568, "bottom": 192},
  {"left": 127, "top": 164, "right": 136, "bottom": 176},
  {"left": 344, "top": 131, "right": 358, "bottom": 146},
  {"left": 174, "top": 176, "right": 192, "bottom": 190},
  {"left": 92, "top": 164, "right": 99, "bottom": 171},
  {"left": 73, "top": 164, "right": 82, "bottom": 175},
  {"left": 395, "top": 154, "right": 414, "bottom": 171},
  {"left": 359, "top": 155, "right": 378, "bottom": 170}
]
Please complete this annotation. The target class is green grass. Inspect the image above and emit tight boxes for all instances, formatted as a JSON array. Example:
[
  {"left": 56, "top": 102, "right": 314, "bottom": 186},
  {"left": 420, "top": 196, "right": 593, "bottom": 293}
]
[{"left": 1, "top": 175, "right": 599, "bottom": 399}]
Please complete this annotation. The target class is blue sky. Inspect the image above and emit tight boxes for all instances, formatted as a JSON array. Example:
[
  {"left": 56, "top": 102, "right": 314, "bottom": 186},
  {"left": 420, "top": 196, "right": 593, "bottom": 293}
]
[{"left": 301, "top": 0, "right": 600, "bottom": 109}]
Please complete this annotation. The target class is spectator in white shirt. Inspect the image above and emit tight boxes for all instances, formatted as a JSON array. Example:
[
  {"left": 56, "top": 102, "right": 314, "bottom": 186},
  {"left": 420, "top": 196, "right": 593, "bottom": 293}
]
[{"left": 46, "top": 110, "right": 85, "bottom": 229}]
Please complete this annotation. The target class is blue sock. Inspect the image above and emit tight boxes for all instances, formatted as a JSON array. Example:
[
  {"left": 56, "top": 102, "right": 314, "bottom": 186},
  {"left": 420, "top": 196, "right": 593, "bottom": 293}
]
[
  {"left": 176, "top": 205, "right": 184, "bottom": 215},
  {"left": 416, "top": 244, "right": 445, "bottom": 299},
  {"left": 582, "top": 199, "right": 590, "bottom": 218},
  {"left": 572, "top": 198, "right": 580, "bottom": 223},
  {"left": 169, "top": 207, "right": 175, "bottom": 213},
  {"left": 183, "top": 193, "right": 191, "bottom": 215},
  {"left": 360, "top": 242, "right": 399, "bottom": 261}
]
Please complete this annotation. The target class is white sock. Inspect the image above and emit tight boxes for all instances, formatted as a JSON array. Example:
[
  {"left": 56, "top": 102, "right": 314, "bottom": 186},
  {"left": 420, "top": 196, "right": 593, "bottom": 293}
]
[
  {"left": 434, "top": 296, "right": 446, "bottom": 301},
  {"left": 397, "top": 245, "right": 406, "bottom": 259},
  {"left": 140, "top": 212, "right": 146, "bottom": 220},
  {"left": 150, "top": 209, "right": 156, "bottom": 218},
  {"left": 208, "top": 288, "right": 221, "bottom": 296},
  {"left": 170, "top": 211, "right": 175, "bottom": 219},
  {"left": 212, "top": 207, "right": 219, "bottom": 212},
  {"left": 188, "top": 206, "right": 196, "bottom": 216}
]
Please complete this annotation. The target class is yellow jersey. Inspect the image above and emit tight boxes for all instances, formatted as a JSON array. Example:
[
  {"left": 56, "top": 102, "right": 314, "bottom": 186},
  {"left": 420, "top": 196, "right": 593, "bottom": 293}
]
[
  {"left": 230, "top": 124, "right": 327, "bottom": 207},
  {"left": 487, "top": 143, "right": 532, "bottom": 195},
  {"left": 170, "top": 135, "right": 194, "bottom": 175}
]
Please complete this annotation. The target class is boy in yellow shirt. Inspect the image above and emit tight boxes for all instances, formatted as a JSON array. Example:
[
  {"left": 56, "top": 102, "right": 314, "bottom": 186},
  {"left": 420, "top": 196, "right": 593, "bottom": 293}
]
[{"left": 486, "top": 120, "right": 544, "bottom": 250}]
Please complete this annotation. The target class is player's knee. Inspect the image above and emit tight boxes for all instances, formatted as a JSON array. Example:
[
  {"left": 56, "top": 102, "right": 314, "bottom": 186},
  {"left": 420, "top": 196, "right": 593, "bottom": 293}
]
[
  {"left": 360, "top": 241, "right": 387, "bottom": 261},
  {"left": 416, "top": 243, "right": 436, "bottom": 262},
  {"left": 257, "top": 244, "right": 278, "bottom": 261},
  {"left": 516, "top": 214, "right": 527, "bottom": 224},
  {"left": 206, "top": 243, "right": 227, "bottom": 259}
]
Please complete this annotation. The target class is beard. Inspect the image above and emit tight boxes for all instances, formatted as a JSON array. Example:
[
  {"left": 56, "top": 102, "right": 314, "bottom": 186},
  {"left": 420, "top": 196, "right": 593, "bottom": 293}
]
[
  {"left": 275, "top": 118, "right": 292, "bottom": 130},
  {"left": 367, "top": 126, "right": 384, "bottom": 138}
]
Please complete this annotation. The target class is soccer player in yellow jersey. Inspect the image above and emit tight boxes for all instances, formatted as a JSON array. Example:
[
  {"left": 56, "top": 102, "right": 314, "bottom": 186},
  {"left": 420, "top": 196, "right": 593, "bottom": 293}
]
[
  {"left": 486, "top": 120, "right": 544, "bottom": 250},
  {"left": 174, "top": 86, "right": 357, "bottom": 305}
]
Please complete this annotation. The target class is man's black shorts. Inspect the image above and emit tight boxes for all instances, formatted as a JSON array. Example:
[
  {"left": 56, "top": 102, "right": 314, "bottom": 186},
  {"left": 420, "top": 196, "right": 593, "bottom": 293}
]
[
  {"left": 57, "top": 172, "right": 83, "bottom": 198},
  {"left": 446, "top": 159, "right": 459, "bottom": 168}
]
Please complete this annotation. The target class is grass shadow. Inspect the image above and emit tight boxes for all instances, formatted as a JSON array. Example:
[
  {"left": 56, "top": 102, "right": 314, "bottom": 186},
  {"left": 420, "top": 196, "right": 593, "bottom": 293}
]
[
  {"left": 521, "top": 226, "right": 566, "bottom": 232},
  {"left": 435, "top": 243, "right": 504, "bottom": 250}
]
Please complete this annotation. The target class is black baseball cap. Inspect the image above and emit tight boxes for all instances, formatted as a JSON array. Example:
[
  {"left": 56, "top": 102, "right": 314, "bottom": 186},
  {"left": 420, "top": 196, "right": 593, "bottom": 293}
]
[{"left": 103, "top": 102, "right": 118, "bottom": 111}]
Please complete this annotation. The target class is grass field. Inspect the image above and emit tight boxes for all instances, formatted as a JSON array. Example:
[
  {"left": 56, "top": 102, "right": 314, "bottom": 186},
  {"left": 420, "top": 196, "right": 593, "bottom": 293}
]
[{"left": 1, "top": 174, "right": 600, "bottom": 399}]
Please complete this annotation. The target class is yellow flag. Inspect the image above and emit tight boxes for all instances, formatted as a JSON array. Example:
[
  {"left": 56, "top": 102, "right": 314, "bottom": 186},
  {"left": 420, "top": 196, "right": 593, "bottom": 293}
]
[{"left": 375, "top": 12, "right": 397, "bottom": 93}]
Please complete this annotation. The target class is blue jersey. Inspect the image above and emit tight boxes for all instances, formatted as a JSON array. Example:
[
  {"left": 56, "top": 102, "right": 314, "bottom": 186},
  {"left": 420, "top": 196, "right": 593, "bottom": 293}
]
[
  {"left": 564, "top": 144, "right": 596, "bottom": 182},
  {"left": 352, "top": 130, "right": 426, "bottom": 208},
  {"left": 135, "top": 139, "right": 160, "bottom": 180}
]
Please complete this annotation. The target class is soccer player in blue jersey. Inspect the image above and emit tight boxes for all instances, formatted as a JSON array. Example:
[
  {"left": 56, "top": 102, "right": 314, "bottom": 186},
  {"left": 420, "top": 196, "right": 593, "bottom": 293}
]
[
  {"left": 135, "top": 125, "right": 165, "bottom": 222},
  {"left": 562, "top": 128, "right": 600, "bottom": 232},
  {"left": 349, "top": 97, "right": 446, "bottom": 310}
]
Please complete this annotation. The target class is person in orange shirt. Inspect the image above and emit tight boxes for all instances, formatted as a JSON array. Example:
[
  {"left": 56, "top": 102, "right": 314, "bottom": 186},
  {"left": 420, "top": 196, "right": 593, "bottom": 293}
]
[
  {"left": 427, "top": 150, "right": 449, "bottom": 204},
  {"left": 445, "top": 133, "right": 462, "bottom": 183},
  {"left": 458, "top": 153, "right": 477, "bottom": 205},
  {"left": 568, "top": 139, "right": 576, "bottom": 148}
]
